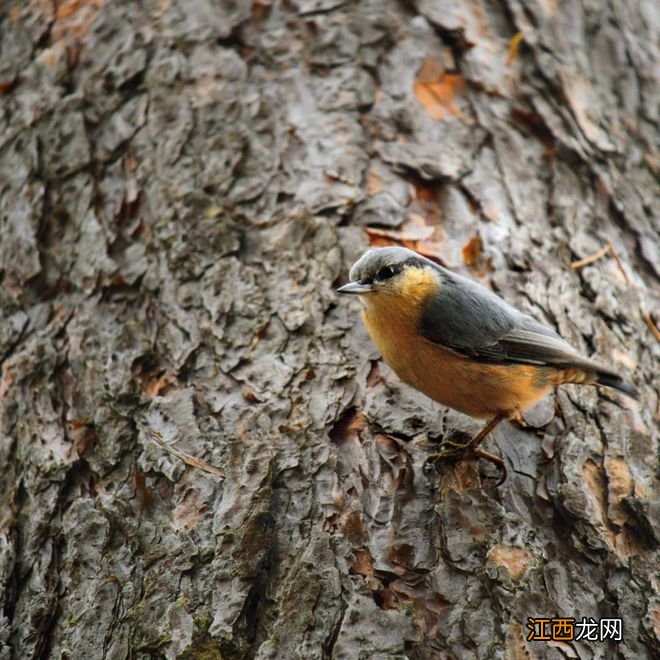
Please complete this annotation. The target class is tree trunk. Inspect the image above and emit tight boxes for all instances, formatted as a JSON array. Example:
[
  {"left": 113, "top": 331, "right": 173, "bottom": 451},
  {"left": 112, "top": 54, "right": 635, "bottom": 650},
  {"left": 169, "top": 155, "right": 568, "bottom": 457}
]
[{"left": 0, "top": 1, "right": 657, "bottom": 658}]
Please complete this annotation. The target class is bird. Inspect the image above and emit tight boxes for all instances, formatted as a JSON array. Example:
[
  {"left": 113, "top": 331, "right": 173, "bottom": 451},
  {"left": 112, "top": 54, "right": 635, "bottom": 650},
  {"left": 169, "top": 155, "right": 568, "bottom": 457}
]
[{"left": 337, "top": 246, "right": 639, "bottom": 484}]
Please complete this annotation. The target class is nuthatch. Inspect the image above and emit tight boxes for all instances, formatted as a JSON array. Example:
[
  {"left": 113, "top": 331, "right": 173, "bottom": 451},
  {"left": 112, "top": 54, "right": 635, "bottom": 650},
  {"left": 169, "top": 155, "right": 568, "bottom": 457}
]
[{"left": 338, "top": 246, "right": 638, "bottom": 483}]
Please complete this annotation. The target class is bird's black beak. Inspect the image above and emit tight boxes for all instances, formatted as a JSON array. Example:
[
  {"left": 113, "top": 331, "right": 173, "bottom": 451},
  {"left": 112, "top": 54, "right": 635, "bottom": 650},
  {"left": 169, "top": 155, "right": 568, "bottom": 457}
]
[{"left": 337, "top": 281, "right": 373, "bottom": 294}]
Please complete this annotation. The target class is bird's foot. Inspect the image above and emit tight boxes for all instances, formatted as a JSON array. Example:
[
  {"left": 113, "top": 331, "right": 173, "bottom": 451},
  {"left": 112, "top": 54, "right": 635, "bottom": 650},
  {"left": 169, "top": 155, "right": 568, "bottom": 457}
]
[
  {"left": 426, "top": 436, "right": 472, "bottom": 460},
  {"left": 473, "top": 448, "right": 507, "bottom": 487},
  {"left": 425, "top": 439, "right": 507, "bottom": 486}
]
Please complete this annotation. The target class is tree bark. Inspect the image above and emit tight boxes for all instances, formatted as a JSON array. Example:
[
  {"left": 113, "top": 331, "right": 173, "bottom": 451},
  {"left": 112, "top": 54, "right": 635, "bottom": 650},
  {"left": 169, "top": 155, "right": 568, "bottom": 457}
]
[{"left": 0, "top": 1, "right": 658, "bottom": 658}]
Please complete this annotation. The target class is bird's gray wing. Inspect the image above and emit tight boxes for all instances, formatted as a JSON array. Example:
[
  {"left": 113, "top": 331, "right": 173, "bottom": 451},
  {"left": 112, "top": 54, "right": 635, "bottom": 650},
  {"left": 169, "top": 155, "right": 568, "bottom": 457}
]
[{"left": 419, "top": 270, "right": 590, "bottom": 368}]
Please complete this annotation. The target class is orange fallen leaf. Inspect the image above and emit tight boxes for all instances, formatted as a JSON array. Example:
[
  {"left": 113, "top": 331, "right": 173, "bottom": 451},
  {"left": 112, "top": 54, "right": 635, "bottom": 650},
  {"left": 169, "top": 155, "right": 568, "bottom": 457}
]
[
  {"left": 507, "top": 32, "right": 524, "bottom": 65},
  {"left": 462, "top": 234, "right": 483, "bottom": 268},
  {"left": 413, "top": 58, "right": 467, "bottom": 121}
]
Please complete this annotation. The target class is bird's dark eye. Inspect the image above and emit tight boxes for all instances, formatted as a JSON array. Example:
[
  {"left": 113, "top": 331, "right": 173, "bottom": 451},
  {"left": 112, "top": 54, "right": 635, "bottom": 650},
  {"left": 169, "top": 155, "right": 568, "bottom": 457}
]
[{"left": 376, "top": 265, "right": 397, "bottom": 281}]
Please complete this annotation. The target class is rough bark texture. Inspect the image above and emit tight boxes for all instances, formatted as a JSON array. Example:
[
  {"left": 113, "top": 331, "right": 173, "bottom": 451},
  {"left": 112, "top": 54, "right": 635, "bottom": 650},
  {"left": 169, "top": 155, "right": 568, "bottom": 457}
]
[{"left": 0, "top": 1, "right": 658, "bottom": 658}]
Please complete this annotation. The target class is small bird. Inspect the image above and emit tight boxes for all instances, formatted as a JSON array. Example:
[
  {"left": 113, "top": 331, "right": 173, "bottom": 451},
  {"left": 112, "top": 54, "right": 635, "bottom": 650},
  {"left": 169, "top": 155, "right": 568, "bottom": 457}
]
[{"left": 338, "top": 246, "right": 638, "bottom": 483}]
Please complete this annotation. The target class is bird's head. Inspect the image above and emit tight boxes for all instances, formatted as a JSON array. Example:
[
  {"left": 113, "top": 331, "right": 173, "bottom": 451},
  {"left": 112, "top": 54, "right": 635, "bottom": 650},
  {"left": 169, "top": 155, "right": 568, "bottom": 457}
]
[{"left": 337, "top": 246, "right": 438, "bottom": 307}]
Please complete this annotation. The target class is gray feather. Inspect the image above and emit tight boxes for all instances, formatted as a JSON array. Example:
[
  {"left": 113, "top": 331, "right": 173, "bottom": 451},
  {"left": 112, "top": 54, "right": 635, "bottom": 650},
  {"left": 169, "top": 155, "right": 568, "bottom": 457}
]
[{"left": 419, "top": 266, "right": 591, "bottom": 369}]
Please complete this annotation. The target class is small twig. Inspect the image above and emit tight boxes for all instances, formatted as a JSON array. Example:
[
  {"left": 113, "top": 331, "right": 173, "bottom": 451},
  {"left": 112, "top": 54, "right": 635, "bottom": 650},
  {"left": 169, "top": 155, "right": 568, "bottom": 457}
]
[
  {"left": 570, "top": 243, "right": 611, "bottom": 269},
  {"left": 570, "top": 241, "right": 631, "bottom": 284},
  {"left": 147, "top": 429, "right": 225, "bottom": 479},
  {"left": 641, "top": 310, "right": 660, "bottom": 342}
]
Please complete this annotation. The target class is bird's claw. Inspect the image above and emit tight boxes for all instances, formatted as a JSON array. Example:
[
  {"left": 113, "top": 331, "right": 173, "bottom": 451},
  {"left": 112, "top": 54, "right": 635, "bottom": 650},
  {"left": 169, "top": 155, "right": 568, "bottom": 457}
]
[
  {"left": 426, "top": 439, "right": 468, "bottom": 460},
  {"left": 424, "top": 441, "right": 508, "bottom": 486}
]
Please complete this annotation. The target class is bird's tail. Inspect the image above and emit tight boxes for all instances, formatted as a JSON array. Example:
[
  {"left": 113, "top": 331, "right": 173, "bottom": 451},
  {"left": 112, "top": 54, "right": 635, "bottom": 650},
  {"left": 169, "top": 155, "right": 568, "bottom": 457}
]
[{"left": 595, "top": 370, "right": 640, "bottom": 400}]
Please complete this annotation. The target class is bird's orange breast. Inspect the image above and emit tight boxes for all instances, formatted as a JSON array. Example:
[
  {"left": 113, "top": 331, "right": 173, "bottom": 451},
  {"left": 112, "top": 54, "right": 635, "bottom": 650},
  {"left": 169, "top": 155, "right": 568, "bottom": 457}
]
[{"left": 361, "top": 287, "right": 555, "bottom": 419}]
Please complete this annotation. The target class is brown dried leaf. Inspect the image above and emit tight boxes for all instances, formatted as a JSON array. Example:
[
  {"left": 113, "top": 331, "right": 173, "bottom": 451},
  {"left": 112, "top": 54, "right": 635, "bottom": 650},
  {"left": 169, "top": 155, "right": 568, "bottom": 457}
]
[
  {"left": 462, "top": 234, "right": 483, "bottom": 268},
  {"left": 414, "top": 59, "right": 468, "bottom": 122}
]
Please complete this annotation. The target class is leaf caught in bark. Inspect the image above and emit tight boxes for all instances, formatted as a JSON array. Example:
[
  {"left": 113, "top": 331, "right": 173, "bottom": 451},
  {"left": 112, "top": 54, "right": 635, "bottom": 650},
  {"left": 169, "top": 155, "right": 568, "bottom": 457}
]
[
  {"left": 507, "top": 32, "right": 524, "bottom": 65},
  {"left": 413, "top": 58, "right": 468, "bottom": 121},
  {"left": 462, "top": 234, "right": 483, "bottom": 267}
]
